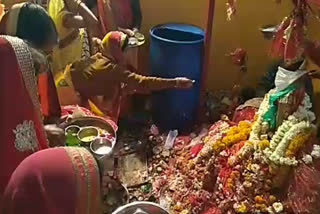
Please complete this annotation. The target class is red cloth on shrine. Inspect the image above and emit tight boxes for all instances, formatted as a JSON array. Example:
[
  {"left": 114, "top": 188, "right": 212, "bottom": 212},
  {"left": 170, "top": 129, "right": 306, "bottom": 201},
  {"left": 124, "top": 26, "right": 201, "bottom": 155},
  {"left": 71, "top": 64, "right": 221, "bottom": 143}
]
[{"left": 232, "top": 107, "right": 257, "bottom": 124}]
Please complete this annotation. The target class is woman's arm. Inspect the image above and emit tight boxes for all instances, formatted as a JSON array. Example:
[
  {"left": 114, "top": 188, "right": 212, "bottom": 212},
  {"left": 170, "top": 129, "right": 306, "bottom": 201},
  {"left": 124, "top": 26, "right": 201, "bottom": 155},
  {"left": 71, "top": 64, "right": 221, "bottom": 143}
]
[
  {"left": 63, "top": 0, "right": 100, "bottom": 33},
  {"left": 63, "top": 13, "right": 86, "bottom": 29},
  {"left": 130, "top": 0, "right": 142, "bottom": 31},
  {"left": 119, "top": 68, "right": 193, "bottom": 94}
]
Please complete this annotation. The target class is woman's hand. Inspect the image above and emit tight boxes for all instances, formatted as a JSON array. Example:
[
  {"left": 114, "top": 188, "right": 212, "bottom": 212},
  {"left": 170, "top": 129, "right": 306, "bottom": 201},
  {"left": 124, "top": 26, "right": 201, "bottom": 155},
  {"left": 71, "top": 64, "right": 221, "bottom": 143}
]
[
  {"left": 118, "top": 27, "right": 135, "bottom": 37},
  {"left": 92, "top": 37, "right": 102, "bottom": 53},
  {"left": 44, "top": 124, "right": 66, "bottom": 147},
  {"left": 308, "top": 70, "right": 320, "bottom": 79},
  {"left": 92, "top": 37, "right": 102, "bottom": 46},
  {"left": 174, "top": 77, "right": 194, "bottom": 89}
]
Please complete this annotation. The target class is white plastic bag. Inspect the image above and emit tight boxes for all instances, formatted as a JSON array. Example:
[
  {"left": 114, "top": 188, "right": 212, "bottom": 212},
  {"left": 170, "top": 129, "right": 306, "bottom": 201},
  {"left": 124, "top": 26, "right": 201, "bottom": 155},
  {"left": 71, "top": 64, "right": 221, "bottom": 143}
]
[
  {"left": 274, "top": 60, "right": 307, "bottom": 92},
  {"left": 164, "top": 130, "right": 178, "bottom": 149}
]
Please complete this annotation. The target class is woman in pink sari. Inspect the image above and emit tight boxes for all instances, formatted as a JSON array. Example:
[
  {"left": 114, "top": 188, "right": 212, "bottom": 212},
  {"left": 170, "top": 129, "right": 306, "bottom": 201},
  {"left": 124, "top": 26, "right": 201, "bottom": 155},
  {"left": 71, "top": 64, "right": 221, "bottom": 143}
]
[
  {"left": 1, "top": 147, "right": 101, "bottom": 214},
  {"left": 0, "top": 36, "right": 51, "bottom": 199},
  {"left": 0, "top": 3, "right": 67, "bottom": 198}
]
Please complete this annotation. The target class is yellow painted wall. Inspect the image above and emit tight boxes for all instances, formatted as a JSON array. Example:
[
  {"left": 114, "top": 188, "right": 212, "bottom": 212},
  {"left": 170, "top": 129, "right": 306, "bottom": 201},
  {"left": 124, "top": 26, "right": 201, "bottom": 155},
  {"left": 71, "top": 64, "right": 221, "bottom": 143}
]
[{"left": 139, "top": 0, "right": 320, "bottom": 93}]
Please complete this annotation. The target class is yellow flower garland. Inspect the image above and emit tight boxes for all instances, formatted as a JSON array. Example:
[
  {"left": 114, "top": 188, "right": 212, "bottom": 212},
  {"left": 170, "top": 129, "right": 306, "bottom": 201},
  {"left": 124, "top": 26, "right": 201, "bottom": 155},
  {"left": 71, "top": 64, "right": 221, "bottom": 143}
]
[
  {"left": 258, "top": 140, "right": 270, "bottom": 151},
  {"left": 286, "top": 131, "right": 312, "bottom": 157},
  {"left": 212, "top": 121, "right": 252, "bottom": 153}
]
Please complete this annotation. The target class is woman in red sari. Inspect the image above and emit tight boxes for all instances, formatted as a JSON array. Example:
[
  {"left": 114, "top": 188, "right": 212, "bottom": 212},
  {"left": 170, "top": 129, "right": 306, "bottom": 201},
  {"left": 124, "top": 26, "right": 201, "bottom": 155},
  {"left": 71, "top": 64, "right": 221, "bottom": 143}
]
[
  {"left": 1, "top": 147, "right": 101, "bottom": 214},
  {"left": 0, "top": 2, "right": 64, "bottom": 199},
  {"left": 0, "top": 35, "right": 53, "bottom": 200}
]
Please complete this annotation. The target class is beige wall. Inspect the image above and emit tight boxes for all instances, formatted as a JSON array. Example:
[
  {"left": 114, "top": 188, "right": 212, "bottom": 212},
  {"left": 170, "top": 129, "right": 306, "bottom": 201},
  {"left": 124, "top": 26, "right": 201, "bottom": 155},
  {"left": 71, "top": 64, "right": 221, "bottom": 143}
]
[{"left": 139, "top": 0, "right": 320, "bottom": 94}]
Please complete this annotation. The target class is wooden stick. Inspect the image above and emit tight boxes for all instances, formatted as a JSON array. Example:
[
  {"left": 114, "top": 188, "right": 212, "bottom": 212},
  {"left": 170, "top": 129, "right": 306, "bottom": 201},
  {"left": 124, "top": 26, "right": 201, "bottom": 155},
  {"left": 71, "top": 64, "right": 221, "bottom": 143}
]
[{"left": 198, "top": 0, "right": 216, "bottom": 120}]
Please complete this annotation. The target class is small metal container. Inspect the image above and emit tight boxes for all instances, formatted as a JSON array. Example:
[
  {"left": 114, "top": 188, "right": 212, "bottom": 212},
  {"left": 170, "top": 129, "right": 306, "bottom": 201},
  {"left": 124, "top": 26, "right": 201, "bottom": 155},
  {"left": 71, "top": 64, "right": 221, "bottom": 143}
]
[
  {"left": 65, "top": 125, "right": 81, "bottom": 136},
  {"left": 128, "top": 37, "right": 139, "bottom": 46},
  {"left": 90, "top": 137, "right": 114, "bottom": 156},
  {"left": 65, "top": 125, "right": 82, "bottom": 146},
  {"left": 135, "top": 32, "right": 145, "bottom": 41},
  {"left": 78, "top": 127, "right": 99, "bottom": 143}
]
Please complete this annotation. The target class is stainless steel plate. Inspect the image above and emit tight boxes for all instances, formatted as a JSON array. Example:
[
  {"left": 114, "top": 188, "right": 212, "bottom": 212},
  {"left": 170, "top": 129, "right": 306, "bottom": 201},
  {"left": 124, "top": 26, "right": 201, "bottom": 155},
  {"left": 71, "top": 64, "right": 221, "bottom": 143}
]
[{"left": 112, "top": 202, "right": 169, "bottom": 214}]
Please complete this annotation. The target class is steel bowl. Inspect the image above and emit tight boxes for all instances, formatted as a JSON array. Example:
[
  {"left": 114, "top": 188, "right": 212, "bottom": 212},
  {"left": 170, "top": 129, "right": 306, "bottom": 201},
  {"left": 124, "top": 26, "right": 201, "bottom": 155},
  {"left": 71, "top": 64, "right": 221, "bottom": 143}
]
[
  {"left": 78, "top": 127, "right": 99, "bottom": 143},
  {"left": 135, "top": 32, "right": 145, "bottom": 41},
  {"left": 90, "top": 137, "right": 114, "bottom": 156},
  {"left": 112, "top": 202, "right": 169, "bottom": 214},
  {"left": 65, "top": 125, "right": 81, "bottom": 136}
]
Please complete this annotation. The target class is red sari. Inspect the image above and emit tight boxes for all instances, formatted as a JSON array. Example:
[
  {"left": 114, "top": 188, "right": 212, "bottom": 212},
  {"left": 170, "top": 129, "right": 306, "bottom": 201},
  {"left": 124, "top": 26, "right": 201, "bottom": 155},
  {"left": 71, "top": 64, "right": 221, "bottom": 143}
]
[
  {"left": 97, "top": 0, "right": 133, "bottom": 36},
  {"left": 0, "top": 36, "right": 49, "bottom": 198},
  {"left": 1, "top": 147, "right": 101, "bottom": 214}
]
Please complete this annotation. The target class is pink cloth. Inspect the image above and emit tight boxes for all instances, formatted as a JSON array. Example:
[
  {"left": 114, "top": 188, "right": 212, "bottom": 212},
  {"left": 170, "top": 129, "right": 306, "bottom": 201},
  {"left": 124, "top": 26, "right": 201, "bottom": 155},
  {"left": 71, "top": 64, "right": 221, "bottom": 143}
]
[
  {"left": 0, "top": 36, "right": 48, "bottom": 198},
  {"left": 1, "top": 147, "right": 101, "bottom": 214}
]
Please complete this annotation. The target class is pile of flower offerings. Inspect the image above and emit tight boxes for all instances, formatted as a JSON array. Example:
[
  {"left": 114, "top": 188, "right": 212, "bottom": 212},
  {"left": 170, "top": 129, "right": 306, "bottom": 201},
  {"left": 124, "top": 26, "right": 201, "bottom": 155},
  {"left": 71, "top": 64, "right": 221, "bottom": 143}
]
[{"left": 152, "top": 86, "right": 320, "bottom": 214}]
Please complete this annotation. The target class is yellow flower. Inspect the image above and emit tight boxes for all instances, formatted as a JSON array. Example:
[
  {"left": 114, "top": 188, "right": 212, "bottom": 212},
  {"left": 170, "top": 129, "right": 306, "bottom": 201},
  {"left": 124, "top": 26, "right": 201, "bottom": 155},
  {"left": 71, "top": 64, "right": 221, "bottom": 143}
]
[
  {"left": 173, "top": 204, "right": 183, "bottom": 212},
  {"left": 246, "top": 141, "right": 254, "bottom": 147},
  {"left": 203, "top": 136, "right": 210, "bottom": 144},
  {"left": 228, "top": 127, "right": 239, "bottom": 135},
  {"left": 255, "top": 204, "right": 267, "bottom": 212},
  {"left": 255, "top": 196, "right": 266, "bottom": 204},
  {"left": 286, "top": 132, "right": 311, "bottom": 157},
  {"left": 239, "top": 121, "right": 251, "bottom": 129},
  {"left": 212, "top": 141, "right": 226, "bottom": 153},
  {"left": 222, "top": 136, "right": 232, "bottom": 145},
  {"left": 219, "top": 123, "right": 253, "bottom": 150},
  {"left": 188, "top": 160, "right": 195, "bottom": 169},
  {"left": 269, "top": 195, "right": 277, "bottom": 204},
  {"left": 258, "top": 140, "right": 270, "bottom": 150},
  {"left": 238, "top": 133, "right": 248, "bottom": 141},
  {"left": 236, "top": 203, "right": 248, "bottom": 213}
]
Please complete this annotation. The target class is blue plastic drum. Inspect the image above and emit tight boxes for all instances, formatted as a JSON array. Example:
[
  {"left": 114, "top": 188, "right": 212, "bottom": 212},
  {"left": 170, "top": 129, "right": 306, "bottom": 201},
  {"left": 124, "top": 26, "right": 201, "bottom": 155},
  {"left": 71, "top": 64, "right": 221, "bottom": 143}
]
[{"left": 150, "top": 23, "right": 205, "bottom": 131}]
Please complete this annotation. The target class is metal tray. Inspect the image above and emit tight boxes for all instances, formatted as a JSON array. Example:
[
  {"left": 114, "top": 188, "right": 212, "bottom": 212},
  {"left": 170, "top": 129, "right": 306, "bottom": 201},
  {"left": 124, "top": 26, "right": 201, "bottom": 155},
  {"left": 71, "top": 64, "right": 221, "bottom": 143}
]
[{"left": 68, "top": 116, "right": 116, "bottom": 139}]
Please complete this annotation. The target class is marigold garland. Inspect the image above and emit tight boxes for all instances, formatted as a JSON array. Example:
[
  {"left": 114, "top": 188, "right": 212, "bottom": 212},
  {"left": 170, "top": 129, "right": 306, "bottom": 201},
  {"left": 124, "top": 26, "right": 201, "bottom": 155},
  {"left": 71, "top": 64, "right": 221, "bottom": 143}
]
[
  {"left": 286, "top": 131, "right": 312, "bottom": 157},
  {"left": 213, "top": 121, "right": 252, "bottom": 153}
]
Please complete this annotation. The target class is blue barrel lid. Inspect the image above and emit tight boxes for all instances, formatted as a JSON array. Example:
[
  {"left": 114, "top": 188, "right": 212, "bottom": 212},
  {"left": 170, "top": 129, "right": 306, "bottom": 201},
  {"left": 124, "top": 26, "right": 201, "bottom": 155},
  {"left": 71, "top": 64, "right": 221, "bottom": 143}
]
[{"left": 150, "top": 23, "right": 205, "bottom": 44}]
